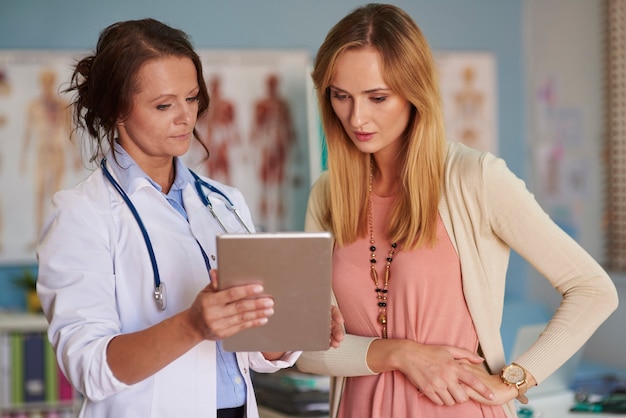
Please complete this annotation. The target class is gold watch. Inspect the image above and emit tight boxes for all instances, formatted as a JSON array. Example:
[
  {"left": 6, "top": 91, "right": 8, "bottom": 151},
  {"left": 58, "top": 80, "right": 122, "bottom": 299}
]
[{"left": 500, "top": 363, "right": 529, "bottom": 404}]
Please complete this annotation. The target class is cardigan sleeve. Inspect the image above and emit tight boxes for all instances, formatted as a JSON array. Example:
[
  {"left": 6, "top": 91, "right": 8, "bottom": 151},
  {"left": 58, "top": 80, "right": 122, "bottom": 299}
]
[
  {"left": 296, "top": 172, "right": 378, "bottom": 377},
  {"left": 480, "top": 152, "right": 618, "bottom": 384}
]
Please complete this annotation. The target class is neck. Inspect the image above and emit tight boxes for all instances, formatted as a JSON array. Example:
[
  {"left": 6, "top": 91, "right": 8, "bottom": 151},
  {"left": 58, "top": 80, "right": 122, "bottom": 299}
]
[
  {"left": 135, "top": 157, "right": 176, "bottom": 194},
  {"left": 155, "top": 164, "right": 175, "bottom": 194},
  {"left": 371, "top": 167, "right": 400, "bottom": 197}
]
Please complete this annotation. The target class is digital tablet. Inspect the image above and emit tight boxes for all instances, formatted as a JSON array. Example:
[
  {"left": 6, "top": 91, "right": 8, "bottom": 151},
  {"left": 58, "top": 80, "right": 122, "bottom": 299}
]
[{"left": 216, "top": 231, "right": 333, "bottom": 352}]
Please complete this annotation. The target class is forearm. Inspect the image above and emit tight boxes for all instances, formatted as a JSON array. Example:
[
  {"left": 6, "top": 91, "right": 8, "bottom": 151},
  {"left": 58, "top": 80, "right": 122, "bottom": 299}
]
[
  {"left": 297, "top": 334, "right": 377, "bottom": 377},
  {"left": 107, "top": 309, "right": 203, "bottom": 384},
  {"left": 366, "top": 338, "right": 411, "bottom": 372}
]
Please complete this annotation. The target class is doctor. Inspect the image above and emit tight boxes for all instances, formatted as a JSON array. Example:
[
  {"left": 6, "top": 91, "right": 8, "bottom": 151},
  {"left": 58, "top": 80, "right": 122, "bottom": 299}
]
[{"left": 36, "top": 19, "right": 340, "bottom": 418}]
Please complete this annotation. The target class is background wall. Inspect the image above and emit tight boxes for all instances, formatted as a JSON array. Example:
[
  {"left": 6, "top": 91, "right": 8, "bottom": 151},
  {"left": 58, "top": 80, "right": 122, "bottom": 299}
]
[
  {"left": 1, "top": 0, "right": 620, "bottom": 368},
  {"left": 0, "top": 0, "right": 527, "bottom": 303},
  {"left": 524, "top": 0, "right": 626, "bottom": 370}
]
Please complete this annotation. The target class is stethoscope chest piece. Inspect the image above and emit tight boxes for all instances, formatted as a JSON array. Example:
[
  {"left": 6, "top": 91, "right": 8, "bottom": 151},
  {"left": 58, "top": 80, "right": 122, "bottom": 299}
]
[{"left": 154, "top": 282, "right": 167, "bottom": 311}]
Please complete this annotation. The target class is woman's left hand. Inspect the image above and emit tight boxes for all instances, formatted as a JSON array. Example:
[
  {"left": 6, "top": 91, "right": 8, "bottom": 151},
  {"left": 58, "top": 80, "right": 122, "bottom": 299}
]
[{"left": 458, "top": 361, "right": 521, "bottom": 405}]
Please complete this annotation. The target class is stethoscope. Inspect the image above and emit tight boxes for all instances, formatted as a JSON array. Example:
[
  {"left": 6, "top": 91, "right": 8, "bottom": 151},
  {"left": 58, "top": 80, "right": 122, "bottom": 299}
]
[{"left": 100, "top": 157, "right": 252, "bottom": 310}]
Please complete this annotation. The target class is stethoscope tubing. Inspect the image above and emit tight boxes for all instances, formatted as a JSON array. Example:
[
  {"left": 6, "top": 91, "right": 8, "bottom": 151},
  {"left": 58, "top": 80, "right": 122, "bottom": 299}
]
[
  {"left": 188, "top": 169, "right": 252, "bottom": 234},
  {"left": 100, "top": 157, "right": 251, "bottom": 310}
]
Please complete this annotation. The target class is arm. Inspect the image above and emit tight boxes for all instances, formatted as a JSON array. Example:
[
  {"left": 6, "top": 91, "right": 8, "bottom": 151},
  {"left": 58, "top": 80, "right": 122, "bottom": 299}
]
[
  {"left": 107, "top": 270, "right": 273, "bottom": 384},
  {"left": 480, "top": 153, "right": 618, "bottom": 385}
]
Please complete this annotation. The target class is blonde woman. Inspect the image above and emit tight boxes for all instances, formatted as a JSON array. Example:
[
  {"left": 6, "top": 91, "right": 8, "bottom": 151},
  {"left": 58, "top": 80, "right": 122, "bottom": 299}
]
[{"left": 297, "top": 4, "right": 618, "bottom": 418}]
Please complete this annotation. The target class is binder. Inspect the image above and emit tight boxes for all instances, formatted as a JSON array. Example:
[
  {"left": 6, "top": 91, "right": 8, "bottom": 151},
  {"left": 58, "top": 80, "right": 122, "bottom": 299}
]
[
  {"left": 0, "top": 332, "right": 11, "bottom": 407},
  {"left": 10, "top": 332, "right": 24, "bottom": 405},
  {"left": 43, "top": 336, "right": 58, "bottom": 403},
  {"left": 58, "top": 366, "right": 74, "bottom": 402},
  {"left": 23, "top": 332, "right": 45, "bottom": 403}
]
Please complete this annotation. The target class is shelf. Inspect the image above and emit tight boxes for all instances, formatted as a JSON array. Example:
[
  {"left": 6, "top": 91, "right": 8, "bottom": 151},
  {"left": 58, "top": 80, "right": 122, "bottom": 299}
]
[
  {"left": 0, "top": 312, "right": 81, "bottom": 415},
  {"left": 0, "top": 313, "right": 48, "bottom": 332}
]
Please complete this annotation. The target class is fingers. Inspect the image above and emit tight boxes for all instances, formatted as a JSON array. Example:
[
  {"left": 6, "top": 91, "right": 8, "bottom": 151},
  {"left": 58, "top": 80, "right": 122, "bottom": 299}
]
[
  {"left": 423, "top": 363, "right": 494, "bottom": 406},
  {"left": 329, "top": 305, "right": 345, "bottom": 348},
  {"left": 418, "top": 371, "right": 470, "bottom": 406},
  {"left": 192, "top": 283, "right": 275, "bottom": 341},
  {"left": 395, "top": 343, "right": 492, "bottom": 407},
  {"left": 208, "top": 269, "right": 219, "bottom": 291},
  {"left": 458, "top": 369, "right": 495, "bottom": 402},
  {"left": 446, "top": 346, "right": 485, "bottom": 364},
  {"left": 212, "top": 293, "right": 274, "bottom": 338}
]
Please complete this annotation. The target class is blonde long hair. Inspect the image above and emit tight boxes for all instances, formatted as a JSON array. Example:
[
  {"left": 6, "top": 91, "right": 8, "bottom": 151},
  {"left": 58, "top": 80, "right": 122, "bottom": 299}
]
[{"left": 312, "top": 3, "right": 447, "bottom": 250}]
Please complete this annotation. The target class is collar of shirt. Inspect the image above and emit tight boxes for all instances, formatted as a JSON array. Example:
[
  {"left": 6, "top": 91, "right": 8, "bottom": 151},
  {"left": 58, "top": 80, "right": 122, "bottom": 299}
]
[{"left": 107, "top": 142, "right": 192, "bottom": 219}]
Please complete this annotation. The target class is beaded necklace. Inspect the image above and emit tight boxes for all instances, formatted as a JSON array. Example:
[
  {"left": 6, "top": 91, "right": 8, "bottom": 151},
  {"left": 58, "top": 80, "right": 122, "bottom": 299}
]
[{"left": 368, "top": 169, "right": 397, "bottom": 339}]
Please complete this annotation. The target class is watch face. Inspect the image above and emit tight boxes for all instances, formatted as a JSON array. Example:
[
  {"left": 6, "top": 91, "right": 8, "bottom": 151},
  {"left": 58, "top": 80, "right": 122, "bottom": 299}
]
[{"left": 503, "top": 365, "right": 526, "bottom": 384}]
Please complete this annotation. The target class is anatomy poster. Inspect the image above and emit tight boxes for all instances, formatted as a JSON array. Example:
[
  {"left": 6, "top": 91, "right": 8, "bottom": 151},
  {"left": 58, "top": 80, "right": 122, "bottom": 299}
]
[
  {"left": 189, "top": 49, "right": 312, "bottom": 234},
  {"left": 532, "top": 76, "right": 587, "bottom": 239},
  {"left": 0, "top": 51, "right": 90, "bottom": 264},
  {"left": 437, "top": 51, "right": 498, "bottom": 154},
  {"left": 0, "top": 50, "right": 312, "bottom": 264}
]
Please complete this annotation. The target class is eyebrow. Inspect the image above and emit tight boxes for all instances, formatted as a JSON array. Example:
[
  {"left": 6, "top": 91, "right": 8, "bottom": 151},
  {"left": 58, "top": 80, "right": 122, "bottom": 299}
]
[
  {"left": 149, "top": 86, "right": 200, "bottom": 103},
  {"left": 328, "top": 85, "right": 392, "bottom": 94}
]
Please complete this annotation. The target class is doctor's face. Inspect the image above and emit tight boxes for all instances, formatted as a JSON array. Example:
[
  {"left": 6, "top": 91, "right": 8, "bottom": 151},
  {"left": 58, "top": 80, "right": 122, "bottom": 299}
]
[{"left": 116, "top": 56, "right": 200, "bottom": 167}]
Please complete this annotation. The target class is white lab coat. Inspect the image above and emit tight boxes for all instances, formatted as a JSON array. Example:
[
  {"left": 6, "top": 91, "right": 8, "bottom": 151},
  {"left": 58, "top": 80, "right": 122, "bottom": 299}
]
[{"left": 36, "top": 162, "right": 298, "bottom": 418}]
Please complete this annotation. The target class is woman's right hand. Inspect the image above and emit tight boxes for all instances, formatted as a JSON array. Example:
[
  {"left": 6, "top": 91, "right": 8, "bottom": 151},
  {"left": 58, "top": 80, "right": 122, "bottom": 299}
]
[
  {"left": 188, "top": 269, "right": 275, "bottom": 341},
  {"left": 367, "top": 339, "right": 495, "bottom": 406}
]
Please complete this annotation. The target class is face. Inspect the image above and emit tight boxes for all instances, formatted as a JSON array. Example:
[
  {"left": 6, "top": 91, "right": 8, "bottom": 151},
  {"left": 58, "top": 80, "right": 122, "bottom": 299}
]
[
  {"left": 329, "top": 47, "right": 411, "bottom": 159},
  {"left": 117, "top": 56, "right": 199, "bottom": 168}
]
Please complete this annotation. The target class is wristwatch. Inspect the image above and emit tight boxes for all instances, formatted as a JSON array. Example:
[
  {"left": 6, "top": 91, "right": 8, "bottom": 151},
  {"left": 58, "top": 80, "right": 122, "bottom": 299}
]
[{"left": 500, "top": 363, "right": 529, "bottom": 404}]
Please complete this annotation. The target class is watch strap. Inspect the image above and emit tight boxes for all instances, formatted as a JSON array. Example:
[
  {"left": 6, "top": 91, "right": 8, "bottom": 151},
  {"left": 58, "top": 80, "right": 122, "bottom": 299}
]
[{"left": 516, "top": 380, "right": 529, "bottom": 404}]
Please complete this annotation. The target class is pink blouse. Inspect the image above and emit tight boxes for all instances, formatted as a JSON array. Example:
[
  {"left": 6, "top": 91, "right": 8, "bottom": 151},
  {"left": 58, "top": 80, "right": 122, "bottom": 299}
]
[{"left": 333, "top": 193, "right": 507, "bottom": 417}]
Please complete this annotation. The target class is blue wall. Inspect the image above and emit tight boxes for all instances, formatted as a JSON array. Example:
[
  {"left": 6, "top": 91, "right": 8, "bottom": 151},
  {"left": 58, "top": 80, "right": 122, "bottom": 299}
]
[{"left": 0, "top": 0, "right": 527, "bottom": 310}]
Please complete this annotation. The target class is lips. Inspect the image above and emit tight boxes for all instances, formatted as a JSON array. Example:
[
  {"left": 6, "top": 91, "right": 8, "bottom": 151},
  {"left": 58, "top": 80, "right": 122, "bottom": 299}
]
[
  {"left": 172, "top": 132, "right": 192, "bottom": 140},
  {"left": 354, "top": 131, "right": 374, "bottom": 141}
]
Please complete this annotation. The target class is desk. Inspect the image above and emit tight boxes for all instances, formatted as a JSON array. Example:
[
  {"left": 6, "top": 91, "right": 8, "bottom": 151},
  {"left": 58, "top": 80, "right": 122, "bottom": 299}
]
[{"left": 529, "top": 391, "right": 623, "bottom": 418}]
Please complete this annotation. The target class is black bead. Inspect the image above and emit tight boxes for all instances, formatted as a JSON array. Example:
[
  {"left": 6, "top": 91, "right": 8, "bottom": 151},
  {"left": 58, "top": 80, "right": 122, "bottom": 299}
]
[
  {"left": 370, "top": 245, "right": 376, "bottom": 252},
  {"left": 378, "top": 302, "right": 387, "bottom": 307},
  {"left": 391, "top": 243, "right": 397, "bottom": 248},
  {"left": 382, "top": 289, "right": 388, "bottom": 293},
  {"left": 375, "top": 288, "right": 382, "bottom": 292},
  {"left": 386, "top": 257, "right": 393, "bottom": 262},
  {"left": 370, "top": 258, "right": 377, "bottom": 264}
]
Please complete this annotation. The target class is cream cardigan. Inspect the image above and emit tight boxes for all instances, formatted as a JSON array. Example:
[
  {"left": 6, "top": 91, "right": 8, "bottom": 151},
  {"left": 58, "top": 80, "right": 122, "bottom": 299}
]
[{"left": 296, "top": 142, "right": 618, "bottom": 418}]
